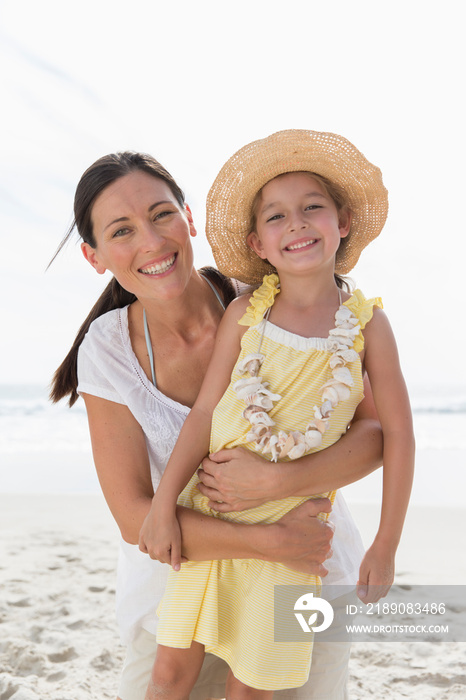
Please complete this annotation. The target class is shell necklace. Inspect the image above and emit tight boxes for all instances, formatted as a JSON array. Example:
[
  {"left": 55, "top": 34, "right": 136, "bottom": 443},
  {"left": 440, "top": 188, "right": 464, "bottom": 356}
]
[{"left": 233, "top": 290, "right": 361, "bottom": 462}]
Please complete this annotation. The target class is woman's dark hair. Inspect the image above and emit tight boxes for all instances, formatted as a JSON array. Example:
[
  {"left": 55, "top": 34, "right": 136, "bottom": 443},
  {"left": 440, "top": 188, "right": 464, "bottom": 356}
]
[
  {"left": 50, "top": 152, "right": 235, "bottom": 406},
  {"left": 50, "top": 276, "right": 137, "bottom": 406},
  {"left": 50, "top": 151, "right": 186, "bottom": 258}
]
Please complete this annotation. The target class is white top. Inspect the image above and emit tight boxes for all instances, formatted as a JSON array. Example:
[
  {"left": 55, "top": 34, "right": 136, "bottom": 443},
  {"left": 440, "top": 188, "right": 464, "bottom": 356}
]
[{"left": 77, "top": 305, "right": 364, "bottom": 644}]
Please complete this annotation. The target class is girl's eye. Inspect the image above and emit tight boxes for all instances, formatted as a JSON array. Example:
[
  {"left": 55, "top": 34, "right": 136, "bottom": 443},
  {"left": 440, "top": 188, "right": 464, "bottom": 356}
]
[
  {"left": 305, "top": 204, "right": 322, "bottom": 211},
  {"left": 266, "top": 214, "right": 283, "bottom": 223}
]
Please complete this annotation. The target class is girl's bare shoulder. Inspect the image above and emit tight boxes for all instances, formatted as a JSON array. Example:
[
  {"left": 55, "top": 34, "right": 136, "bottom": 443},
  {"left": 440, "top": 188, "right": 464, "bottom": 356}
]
[{"left": 222, "top": 293, "right": 251, "bottom": 320}]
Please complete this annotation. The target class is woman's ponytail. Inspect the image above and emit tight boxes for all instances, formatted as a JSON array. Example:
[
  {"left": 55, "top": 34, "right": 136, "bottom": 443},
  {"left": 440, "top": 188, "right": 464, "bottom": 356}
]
[
  {"left": 49, "top": 151, "right": 186, "bottom": 406},
  {"left": 50, "top": 277, "right": 136, "bottom": 406}
]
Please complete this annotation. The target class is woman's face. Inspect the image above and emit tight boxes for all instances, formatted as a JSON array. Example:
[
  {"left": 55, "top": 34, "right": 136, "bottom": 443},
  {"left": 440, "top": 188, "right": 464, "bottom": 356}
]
[{"left": 82, "top": 170, "right": 197, "bottom": 302}]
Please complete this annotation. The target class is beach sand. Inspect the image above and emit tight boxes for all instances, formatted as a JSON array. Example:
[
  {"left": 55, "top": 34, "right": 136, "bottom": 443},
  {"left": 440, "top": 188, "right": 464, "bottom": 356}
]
[
  {"left": 0, "top": 494, "right": 122, "bottom": 700},
  {"left": 0, "top": 493, "right": 465, "bottom": 700}
]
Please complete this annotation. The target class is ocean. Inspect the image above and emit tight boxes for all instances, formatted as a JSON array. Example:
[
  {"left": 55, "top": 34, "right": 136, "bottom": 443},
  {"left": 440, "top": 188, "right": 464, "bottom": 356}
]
[{"left": 1, "top": 384, "right": 465, "bottom": 505}]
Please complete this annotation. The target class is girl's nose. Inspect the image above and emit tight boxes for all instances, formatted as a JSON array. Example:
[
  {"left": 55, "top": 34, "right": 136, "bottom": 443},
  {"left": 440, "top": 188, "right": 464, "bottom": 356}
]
[{"left": 289, "top": 212, "right": 307, "bottom": 232}]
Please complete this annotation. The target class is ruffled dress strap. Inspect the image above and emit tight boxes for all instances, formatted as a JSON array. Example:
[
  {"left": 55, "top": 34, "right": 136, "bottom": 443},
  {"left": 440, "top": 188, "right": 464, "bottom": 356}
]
[
  {"left": 238, "top": 274, "right": 281, "bottom": 327},
  {"left": 343, "top": 289, "right": 383, "bottom": 352}
]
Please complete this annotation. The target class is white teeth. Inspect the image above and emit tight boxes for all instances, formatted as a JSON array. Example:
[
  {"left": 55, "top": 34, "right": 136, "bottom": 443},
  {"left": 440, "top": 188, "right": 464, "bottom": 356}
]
[
  {"left": 140, "top": 255, "right": 176, "bottom": 275},
  {"left": 287, "top": 240, "right": 316, "bottom": 251}
]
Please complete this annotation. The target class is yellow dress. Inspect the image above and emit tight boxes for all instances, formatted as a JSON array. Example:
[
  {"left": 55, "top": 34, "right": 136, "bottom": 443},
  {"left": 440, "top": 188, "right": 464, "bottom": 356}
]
[{"left": 156, "top": 275, "right": 382, "bottom": 690}]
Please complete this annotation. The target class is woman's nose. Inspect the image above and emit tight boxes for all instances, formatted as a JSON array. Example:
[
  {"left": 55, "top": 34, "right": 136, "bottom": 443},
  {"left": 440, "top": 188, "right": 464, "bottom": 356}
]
[{"left": 139, "top": 223, "right": 165, "bottom": 251}]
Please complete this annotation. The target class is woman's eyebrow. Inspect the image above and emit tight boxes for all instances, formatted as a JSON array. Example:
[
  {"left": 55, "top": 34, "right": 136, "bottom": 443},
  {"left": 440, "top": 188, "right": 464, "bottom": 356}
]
[
  {"left": 104, "top": 201, "right": 174, "bottom": 231},
  {"left": 104, "top": 216, "right": 129, "bottom": 231},
  {"left": 148, "top": 200, "right": 173, "bottom": 212}
]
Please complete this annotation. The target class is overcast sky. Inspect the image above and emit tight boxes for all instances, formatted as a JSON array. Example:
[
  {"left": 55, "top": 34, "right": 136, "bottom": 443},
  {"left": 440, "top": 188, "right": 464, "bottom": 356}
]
[{"left": 1, "top": 0, "right": 465, "bottom": 397}]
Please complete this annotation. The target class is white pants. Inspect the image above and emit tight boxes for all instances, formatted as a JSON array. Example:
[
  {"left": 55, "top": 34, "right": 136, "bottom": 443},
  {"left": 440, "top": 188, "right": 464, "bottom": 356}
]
[{"left": 117, "top": 630, "right": 350, "bottom": 700}]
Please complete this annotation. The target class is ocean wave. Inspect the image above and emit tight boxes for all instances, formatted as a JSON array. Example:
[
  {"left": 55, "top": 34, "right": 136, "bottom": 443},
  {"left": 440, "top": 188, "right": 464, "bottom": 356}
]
[
  {"left": 1, "top": 386, "right": 465, "bottom": 453},
  {"left": 0, "top": 401, "right": 87, "bottom": 418},
  {"left": 2, "top": 385, "right": 466, "bottom": 416},
  {"left": 411, "top": 400, "right": 466, "bottom": 414},
  {"left": 0, "top": 385, "right": 87, "bottom": 418}
]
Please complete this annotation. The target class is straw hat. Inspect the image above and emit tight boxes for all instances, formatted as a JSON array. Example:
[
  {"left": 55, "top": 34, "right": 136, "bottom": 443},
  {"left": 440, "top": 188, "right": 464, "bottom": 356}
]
[{"left": 206, "top": 129, "right": 388, "bottom": 285}]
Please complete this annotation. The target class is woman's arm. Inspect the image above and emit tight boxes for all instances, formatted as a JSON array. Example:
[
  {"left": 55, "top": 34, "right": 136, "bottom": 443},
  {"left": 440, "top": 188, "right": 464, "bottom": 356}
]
[
  {"left": 82, "top": 392, "right": 154, "bottom": 543},
  {"left": 176, "top": 498, "right": 334, "bottom": 576},
  {"left": 197, "top": 374, "right": 383, "bottom": 511},
  {"left": 82, "top": 393, "right": 333, "bottom": 575}
]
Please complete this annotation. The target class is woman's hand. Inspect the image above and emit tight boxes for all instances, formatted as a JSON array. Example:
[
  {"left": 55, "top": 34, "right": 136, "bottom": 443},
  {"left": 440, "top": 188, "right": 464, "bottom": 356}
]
[
  {"left": 139, "top": 501, "right": 185, "bottom": 571},
  {"left": 197, "top": 447, "right": 282, "bottom": 511},
  {"left": 265, "top": 498, "right": 334, "bottom": 576},
  {"left": 357, "top": 540, "right": 395, "bottom": 603}
]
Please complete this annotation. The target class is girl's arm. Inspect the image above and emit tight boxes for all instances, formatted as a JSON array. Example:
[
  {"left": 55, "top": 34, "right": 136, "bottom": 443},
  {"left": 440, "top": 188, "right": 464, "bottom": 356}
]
[
  {"left": 138, "top": 296, "right": 250, "bottom": 568},
  {"left": 197, "top": 374, "right": 383, "bottom": 511},
  {"left": 82, "top": 391, "right": 333, "bottom": 575},
  {"left": 357, "top": 308, "right": 415, "bottom": 603}
]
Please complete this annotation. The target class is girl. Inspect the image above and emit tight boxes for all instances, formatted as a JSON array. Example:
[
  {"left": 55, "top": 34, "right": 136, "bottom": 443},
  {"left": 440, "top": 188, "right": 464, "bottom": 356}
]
[{"left": 139, "top": 130, "right": 415, "bottom": 698}]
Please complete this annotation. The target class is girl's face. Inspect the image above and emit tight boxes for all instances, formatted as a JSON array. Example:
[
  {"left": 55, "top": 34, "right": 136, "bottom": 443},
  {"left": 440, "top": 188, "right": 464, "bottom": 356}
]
[
  {"left": 248, "top": 172, "right": 350, "bottom": 277},
  {"left": 81, "top": 170, "right": 197, "bottom": 302}
]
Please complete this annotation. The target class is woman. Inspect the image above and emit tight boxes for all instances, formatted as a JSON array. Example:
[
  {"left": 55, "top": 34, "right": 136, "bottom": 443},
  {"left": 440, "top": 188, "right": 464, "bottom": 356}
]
[{"left": 50, "top": 151, "right": 382, "bottom": 700}]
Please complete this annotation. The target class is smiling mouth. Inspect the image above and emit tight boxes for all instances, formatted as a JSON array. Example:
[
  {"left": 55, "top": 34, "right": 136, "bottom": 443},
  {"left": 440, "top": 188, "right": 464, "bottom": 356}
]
[
  {"left": 139, "top": 254, "right": 176, "bottom": 275},
  {"left": 285, "top": 240, "right": 317, "bottom": 251}
]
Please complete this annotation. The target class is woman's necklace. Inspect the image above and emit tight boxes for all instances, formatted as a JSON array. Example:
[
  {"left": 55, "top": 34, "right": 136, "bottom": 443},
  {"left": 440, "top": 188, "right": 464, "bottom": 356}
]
[
  {"left": 142, "top": 273, "right": 226, "bottom": 387},
  {"left": 233, "top": 295, "right": 361, "bottom": 462}
]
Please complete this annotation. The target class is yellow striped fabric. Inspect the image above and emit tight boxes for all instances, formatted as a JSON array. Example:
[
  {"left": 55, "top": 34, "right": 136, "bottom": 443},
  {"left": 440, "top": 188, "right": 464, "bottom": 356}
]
[{"left": 157, "top": 289, "right": 381, "bottom": 689}]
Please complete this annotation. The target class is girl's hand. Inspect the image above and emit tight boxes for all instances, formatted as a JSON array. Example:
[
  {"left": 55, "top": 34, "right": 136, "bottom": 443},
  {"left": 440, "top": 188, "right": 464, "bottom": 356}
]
[
  {"left": 357, "top": 542, "right": 395, "bottom": 603},
  {"left": 139, "top": 504, "right": 184, "bottom": 571},
  {"left": 197, "top": 447, "right": 281, "bottom": 511}
]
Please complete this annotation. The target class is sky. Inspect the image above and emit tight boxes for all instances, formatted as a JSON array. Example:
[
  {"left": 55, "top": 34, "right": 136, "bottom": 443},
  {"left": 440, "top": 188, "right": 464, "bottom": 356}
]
[{"left": 1, "top": 0, "right": 465, "bottom": 398}]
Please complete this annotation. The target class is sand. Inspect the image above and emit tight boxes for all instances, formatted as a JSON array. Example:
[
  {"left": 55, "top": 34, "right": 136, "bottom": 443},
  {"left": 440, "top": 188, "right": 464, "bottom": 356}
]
[
  {"left": 0, "top": 493, "right": 465, "bottom": 700},
  {"left": 0, "top": 494, "right": 122, "bottom": 700}
]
